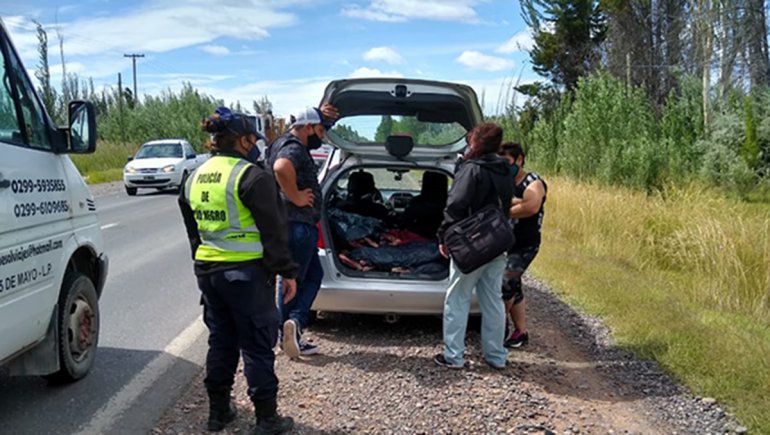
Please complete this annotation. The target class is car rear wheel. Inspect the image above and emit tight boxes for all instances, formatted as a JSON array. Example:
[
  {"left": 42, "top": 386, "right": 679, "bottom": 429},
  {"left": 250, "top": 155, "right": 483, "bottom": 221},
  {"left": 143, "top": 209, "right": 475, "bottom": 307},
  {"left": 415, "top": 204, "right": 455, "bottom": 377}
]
[
  {"left": 43, "top": 271, "right": 100, "bottom": 384},
  {"left": 126, "top": 186, "right": 137, "bottom": 196}
]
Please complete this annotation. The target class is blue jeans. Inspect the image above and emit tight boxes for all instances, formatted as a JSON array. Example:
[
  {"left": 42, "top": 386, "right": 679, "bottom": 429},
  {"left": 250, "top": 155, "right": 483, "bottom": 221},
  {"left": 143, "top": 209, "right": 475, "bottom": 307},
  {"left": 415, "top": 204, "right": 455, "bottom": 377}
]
[
  {"left": 443, "top": 254, "right": 508, "bottom": 367},
  {"left": 277, "top": 222, "right": 323, "bottom": 332}
]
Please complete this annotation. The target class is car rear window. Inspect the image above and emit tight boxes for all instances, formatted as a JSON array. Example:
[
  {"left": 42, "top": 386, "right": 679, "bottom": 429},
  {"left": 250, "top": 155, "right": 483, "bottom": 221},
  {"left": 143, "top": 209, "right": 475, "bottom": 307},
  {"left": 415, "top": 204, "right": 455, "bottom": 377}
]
[{"left": 330, "top": 115, "right": 466, "bottom": 147}]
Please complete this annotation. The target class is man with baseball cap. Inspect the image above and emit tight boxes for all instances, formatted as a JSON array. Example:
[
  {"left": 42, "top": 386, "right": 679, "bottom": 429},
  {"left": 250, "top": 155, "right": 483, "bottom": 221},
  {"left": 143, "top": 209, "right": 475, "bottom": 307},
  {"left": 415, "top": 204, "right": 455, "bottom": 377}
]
[{"left": 267, "top": 104, "right": 338, "bottom": 359}]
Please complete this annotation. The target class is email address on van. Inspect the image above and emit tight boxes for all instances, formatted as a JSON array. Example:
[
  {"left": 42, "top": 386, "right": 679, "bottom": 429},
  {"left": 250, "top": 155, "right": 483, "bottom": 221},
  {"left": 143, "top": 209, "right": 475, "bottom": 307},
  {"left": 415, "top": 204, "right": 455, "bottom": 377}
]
[{"left": 0, "top": 240, "right": 64, "bottom": 267}]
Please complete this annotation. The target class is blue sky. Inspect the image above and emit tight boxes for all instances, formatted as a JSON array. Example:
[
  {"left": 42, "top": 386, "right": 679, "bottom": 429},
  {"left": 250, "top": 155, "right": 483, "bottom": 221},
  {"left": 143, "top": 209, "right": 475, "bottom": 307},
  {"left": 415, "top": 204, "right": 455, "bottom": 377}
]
[{"left": 3, "top": 0, "right": 537, "bottom": 118}]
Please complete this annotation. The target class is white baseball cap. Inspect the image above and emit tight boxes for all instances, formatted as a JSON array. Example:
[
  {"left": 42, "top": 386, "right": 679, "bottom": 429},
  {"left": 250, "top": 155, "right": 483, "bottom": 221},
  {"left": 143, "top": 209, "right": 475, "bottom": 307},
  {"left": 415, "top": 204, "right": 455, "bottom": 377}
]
[{"left": 290, "top": 107, "right": 323, "bottom": 126}]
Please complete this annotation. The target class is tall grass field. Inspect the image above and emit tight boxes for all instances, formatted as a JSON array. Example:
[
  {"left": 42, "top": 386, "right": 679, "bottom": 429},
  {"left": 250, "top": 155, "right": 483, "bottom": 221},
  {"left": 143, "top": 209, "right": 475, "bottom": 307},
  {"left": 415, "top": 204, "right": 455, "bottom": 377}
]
[
  {"left": 531, "top": 175, "right": 770, "bottom": 432},
  {"left": 70, "top": 141, "right": 139, "bottom": 184}
]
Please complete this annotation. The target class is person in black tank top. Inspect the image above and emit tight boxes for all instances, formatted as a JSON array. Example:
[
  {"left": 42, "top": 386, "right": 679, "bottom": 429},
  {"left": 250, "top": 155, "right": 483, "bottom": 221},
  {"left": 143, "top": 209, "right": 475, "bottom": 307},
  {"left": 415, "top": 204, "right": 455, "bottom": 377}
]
[{"left": 498, "top": 143, "right": 547, "bottom": 348}]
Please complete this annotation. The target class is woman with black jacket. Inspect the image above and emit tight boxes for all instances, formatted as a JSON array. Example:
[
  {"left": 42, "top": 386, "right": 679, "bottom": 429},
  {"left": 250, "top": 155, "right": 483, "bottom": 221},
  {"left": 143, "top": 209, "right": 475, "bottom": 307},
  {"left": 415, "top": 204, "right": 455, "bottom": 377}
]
[{"left": 435, "top": 122, "right": 513, "bottom": 370}]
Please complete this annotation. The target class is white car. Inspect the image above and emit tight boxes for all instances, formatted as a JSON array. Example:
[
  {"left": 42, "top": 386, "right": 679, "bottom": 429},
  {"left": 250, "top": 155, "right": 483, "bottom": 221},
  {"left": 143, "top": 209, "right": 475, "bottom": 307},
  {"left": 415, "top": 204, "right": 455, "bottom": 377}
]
[
  {"left": 1, "top": 18, "right": 108, "bottom": 382},
  {"left": 123, "top": 139, "right": 208, "bottom": 195},
  {"left": 313, "top": 78, "right": 483, "bottom": 316}
]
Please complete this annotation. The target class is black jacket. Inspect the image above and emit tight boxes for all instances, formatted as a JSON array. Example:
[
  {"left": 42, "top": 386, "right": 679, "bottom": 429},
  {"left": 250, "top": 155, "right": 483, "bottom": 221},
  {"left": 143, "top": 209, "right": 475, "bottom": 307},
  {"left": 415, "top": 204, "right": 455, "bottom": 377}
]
[
  {"left": 178, "top": 151, "right": 298, "bottom": 279},
  {"left": 437, "top": 153, "right": 514, "bottom": 244}
]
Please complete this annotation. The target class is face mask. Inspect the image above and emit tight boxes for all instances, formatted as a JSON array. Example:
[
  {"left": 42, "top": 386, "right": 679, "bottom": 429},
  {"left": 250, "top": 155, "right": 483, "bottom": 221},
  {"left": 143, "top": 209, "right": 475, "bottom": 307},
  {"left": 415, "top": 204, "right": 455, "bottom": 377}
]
[
  {"left": 510, "top": 163, "right": 519, "bottom": 178},
  {"left": 246, "top": 143, "right": 261, "bottom": 163},
  {"left": 308, "top": 133, "right": 323, "bottom": 150}
]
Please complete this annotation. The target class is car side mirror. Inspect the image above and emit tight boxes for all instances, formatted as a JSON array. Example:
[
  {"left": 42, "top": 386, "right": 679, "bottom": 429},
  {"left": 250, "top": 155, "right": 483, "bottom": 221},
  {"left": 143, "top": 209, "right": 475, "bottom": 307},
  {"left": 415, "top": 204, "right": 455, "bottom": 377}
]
[
  {"left": 65, "top": 101, "right": 97, "bottom": 154},
  {"left": 127, "top": 155, "right": 134, "bottom": 162},
  {"left": 186, "top": 154, "right": 196, "bottom": 160}
]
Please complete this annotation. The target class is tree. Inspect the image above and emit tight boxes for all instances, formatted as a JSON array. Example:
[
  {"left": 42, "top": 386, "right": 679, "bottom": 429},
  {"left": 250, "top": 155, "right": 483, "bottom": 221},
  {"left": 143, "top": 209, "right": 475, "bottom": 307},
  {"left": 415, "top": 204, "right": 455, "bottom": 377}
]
[
  {"left": 332, "top": 124, "right": 370, "bottom": 142},
  {"left": 689, "top": 0, "right": 717, "bottom": 130},
  {"left": 744, "top": 0, "right": 770, "bottom": 88},
  {"left": 33, "top": 21, "right": 57, "bottom": 119},
  {"left": 743, "top": 96, "right": 760, "bottom": 169},
  {"left": 374, "top": 115, "right": 393, "bottom": 142},
  {"left": 522, "top": 0, "right": 607, "bottom": 91},
  {"left": 253, "top": 95, "right": 273, "bottom": 114}
]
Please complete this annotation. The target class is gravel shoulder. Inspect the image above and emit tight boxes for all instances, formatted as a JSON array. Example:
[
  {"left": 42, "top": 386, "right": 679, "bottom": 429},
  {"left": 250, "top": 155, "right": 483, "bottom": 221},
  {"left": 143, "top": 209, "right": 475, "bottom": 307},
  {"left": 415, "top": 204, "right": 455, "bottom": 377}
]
[
  {"left": 154, "top": 276, "right": 742, "bottom": 434},
  {"left": 89, "top": 180, "right": 126, "bottom": 197}
]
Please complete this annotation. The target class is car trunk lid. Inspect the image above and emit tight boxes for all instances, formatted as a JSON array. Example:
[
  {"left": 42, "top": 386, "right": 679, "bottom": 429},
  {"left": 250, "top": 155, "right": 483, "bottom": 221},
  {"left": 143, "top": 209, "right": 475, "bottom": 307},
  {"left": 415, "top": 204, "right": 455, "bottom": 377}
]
[{"left": 320, "top": 78, "right": 483, "bottom": 161}]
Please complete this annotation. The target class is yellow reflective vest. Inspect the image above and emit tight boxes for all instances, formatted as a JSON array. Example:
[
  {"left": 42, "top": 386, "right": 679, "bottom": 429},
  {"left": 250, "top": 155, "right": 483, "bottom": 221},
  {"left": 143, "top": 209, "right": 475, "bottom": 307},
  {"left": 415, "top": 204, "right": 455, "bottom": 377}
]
[{"left": 186, "top": 155, "right": 263, "bottom": 262}]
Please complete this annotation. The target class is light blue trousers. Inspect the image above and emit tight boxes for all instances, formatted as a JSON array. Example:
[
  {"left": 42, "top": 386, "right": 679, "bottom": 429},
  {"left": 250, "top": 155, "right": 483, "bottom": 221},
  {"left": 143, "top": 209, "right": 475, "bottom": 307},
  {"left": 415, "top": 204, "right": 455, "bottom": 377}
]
[{"left": 443, "top": 254, "right": 508, "bottom": 367}]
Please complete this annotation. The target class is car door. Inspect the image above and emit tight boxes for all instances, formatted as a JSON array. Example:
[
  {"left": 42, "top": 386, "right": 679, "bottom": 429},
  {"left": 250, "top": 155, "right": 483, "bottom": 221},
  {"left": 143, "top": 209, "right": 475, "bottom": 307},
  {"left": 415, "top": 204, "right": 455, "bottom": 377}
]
[
  {"left": 0, "top": 25, "right": 73, "bottom": 362},
  {"left": 182, "top": 141, "right": 196, "bottom": 170}
]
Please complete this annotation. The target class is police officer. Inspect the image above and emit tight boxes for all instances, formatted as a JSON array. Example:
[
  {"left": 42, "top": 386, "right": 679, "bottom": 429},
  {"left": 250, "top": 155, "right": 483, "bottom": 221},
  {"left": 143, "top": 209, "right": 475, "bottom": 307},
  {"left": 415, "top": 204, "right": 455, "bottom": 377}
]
[{"left": 179, "top": 107, "right": 298, "bottom": 434}]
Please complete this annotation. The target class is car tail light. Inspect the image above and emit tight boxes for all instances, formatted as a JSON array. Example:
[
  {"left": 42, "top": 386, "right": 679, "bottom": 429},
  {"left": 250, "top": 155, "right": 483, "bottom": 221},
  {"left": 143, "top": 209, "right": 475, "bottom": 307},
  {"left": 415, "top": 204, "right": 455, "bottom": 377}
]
[{"left": 316, "top": 222, "right": 325, "bottom": 249}]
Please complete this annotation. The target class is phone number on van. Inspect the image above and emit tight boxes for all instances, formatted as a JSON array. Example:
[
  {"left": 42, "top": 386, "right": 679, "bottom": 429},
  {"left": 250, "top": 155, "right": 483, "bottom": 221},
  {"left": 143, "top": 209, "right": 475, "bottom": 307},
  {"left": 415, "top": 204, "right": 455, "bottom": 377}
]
[
  {"left": 14, "top": 200, "right": 70, "bottom": 218},
  {"left": 11, "top": 178, "right": 67, "bottom": 194}
]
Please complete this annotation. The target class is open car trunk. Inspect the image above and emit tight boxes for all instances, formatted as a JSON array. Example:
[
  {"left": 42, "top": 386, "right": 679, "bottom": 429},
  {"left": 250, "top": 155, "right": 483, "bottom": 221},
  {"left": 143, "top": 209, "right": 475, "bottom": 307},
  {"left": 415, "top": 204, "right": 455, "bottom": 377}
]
[
  {"left": 320, "top": 78, "right": 483, "bottom": 161},
  {"left": 321, "top": 165, "right": 452, "bottom": 281}
]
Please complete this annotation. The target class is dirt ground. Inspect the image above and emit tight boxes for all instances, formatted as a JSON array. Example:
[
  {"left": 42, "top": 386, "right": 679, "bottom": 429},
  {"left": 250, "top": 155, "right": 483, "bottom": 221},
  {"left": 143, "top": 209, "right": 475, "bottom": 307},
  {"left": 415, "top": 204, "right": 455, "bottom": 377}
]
[{"left": 154, "top": 276, "right": 735, "bottom": 434}]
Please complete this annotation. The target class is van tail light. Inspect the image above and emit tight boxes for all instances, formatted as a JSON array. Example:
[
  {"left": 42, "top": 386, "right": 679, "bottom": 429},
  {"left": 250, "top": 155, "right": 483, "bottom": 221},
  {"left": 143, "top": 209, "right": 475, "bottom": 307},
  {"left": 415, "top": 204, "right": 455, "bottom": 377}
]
[{"left": 316, "top": 222, "right": 325, "bottom": 249}]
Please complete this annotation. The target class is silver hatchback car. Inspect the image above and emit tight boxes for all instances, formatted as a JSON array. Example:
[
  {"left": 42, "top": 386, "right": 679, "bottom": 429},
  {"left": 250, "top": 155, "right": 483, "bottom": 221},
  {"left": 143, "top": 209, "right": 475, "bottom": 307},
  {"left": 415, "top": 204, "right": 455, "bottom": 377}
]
[{"left": 311, "top": 78, "right": 483, "bottom": 315}]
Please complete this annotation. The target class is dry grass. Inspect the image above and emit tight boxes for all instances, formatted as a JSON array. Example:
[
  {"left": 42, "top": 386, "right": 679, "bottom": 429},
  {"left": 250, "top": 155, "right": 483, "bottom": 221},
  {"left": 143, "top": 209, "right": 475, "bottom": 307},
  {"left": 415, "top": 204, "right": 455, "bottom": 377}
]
[
  {"left": 531, "top": 175, "right": 770, "bottom": 432},
  {"left": 70, "top": 141, "right": 139, "bottom": 184}
]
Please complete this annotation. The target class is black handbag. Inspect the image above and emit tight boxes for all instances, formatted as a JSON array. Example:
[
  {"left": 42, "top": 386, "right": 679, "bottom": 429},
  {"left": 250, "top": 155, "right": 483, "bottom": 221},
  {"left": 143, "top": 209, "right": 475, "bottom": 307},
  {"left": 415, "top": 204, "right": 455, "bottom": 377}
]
[{"left": 444, "top": 171, "right": 514, "bottom": 274}]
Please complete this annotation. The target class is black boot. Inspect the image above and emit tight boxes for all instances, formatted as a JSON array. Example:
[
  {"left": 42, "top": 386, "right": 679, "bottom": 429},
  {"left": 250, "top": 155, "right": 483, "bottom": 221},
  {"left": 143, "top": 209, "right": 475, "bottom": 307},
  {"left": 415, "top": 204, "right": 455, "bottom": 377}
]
[
  {"left": 207, "top": 389, "right": 238, "bottom": 432},
  {"left": 252, "top": 398, "right": 294, "bottom": 435}
]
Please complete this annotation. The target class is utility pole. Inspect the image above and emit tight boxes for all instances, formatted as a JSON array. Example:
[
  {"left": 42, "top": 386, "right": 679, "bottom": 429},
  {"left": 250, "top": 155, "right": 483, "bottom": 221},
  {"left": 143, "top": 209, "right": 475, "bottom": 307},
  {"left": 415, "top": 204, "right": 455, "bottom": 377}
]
[
  {"left": 118, "top": 72, "right": 125, "bottom": 144},
  {"left": 123, "top": 53, "right": 144, "bottom": 102}
]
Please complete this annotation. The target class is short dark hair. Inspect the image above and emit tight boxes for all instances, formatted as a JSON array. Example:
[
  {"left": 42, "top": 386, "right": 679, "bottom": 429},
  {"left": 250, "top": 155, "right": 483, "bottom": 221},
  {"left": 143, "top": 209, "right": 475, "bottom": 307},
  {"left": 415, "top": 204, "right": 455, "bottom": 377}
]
[
  {"left": 466, "top": 122, "right": 503, "bottom": 159},
  {"left": 499, "top": 142, "right": 525, "bottom": 162}
]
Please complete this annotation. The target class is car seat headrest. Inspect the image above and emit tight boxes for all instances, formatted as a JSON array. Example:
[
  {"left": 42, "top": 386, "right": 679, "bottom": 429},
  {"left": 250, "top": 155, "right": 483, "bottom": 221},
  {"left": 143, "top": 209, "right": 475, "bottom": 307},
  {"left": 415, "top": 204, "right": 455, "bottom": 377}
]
[{"left": 348, "top": 171, "right": 376, "bottom": 198}]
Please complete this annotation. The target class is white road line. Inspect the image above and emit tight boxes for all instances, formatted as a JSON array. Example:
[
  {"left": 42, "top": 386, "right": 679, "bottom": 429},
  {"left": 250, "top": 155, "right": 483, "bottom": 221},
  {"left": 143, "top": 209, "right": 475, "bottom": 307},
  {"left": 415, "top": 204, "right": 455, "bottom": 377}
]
[
  {"left": 100, "top": 223, "right": 119, "bottom": 230},
  {"left": 74, "top": 316, "right": 206, "bottom": 435}
]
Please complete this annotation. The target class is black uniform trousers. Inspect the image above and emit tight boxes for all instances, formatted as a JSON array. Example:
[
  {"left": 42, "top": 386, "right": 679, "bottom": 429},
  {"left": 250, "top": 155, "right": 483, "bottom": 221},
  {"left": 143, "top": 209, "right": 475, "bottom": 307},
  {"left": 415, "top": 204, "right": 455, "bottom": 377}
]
[{"left": 196, "top": 262, "right": 279, "bottom": 402}]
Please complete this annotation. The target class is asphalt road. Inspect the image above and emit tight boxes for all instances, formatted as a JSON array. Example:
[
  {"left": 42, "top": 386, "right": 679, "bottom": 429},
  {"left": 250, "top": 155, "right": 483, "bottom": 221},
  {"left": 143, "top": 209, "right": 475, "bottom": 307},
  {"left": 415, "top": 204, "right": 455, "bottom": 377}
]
[{"left": 0, "top": 188, "right": 208, "bottom": 434}]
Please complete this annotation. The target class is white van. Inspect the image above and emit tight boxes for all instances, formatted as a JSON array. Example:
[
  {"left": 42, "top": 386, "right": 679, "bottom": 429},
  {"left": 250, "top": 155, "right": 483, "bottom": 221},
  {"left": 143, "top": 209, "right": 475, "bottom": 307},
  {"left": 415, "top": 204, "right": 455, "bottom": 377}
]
[{"left": 0, "top": 19, "right": 107, "bottom": 382}]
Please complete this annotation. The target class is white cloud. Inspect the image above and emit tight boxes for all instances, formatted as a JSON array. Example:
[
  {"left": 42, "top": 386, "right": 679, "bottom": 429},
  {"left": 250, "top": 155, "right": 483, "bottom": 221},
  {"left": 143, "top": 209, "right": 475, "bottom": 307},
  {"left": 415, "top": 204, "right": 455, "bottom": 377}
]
[
  {"left": 49, "top": 61, "right": 85, "bottom": 76},
  {"left": 363, "top": 46, "right": 403, "bottom": 65},
  {"left": 197, "top": 77, "right": 332, "bottom": 119},
  {"left": 451, "top": 76, "right": 538, "bottom": 115},
  {"left": 348, "top": 67, "right": 404, "bottom": 79},
  {"left": 6, "top": 1, "right": 298, "bottom": 61},
  {"left": 343, "top": 0, "right": 484, "bottom": 24},
  {"left": 496, "top": 30, "right": 534, "bottom": 54},
  {"left": 456, "top": 50, "right": 514, "bottom": 72},
  {"left": 199, "top": 44, "right": 231, "bottom": 56}
]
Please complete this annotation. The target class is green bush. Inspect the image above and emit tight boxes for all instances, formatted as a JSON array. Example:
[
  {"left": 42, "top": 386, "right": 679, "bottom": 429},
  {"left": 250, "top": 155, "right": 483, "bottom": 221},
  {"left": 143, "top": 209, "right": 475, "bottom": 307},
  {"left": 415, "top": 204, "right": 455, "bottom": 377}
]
[
  {"left": 513, "top": 72, "right": 770, "bottom": 196},
  {"left": 557, "top": 73, "right": 661, "bottom": 188},
  {"left": 98, "top": 83, "right": 221, "bottom": 151},
  {"left": 698, "top": 113, "right": 757, "bottom": 195},
  {"left": 661, "top": 77, "right": 704, "bottom": 179}
]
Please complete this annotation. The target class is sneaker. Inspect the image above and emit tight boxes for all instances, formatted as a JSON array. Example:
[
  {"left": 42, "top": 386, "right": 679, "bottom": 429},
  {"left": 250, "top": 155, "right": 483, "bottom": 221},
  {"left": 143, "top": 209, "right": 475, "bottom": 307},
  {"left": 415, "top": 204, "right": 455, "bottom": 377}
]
[
  {"left": 282, "top": 320, "right": 300, "bottom": 359},
  {"left": 275, "top": 329, "right": 282, "bottom": 351},
  {"left": 485, "top": 359, "right": 506, "bottom": 370},
  {"left": 299, "top": 340, "right": 320, "bottom": 356},
  {"left": 504, "top": 330, "right": 529, "bottom": 348},
  {"left": 433, "top": 353, "right": 465, "bottom": 369}
]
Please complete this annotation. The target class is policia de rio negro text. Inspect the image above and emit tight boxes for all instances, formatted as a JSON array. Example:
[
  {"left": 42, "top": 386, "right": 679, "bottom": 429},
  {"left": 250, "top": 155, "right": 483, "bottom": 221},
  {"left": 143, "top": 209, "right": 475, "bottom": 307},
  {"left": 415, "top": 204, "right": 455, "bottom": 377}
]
[{"left": 178, "top": 107, "right": 298, "bottom": 434}]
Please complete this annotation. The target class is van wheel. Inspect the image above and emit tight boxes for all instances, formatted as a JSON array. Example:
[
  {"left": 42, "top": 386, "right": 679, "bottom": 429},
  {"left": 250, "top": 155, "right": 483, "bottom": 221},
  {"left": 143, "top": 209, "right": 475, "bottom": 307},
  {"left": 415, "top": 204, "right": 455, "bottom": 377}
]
[
  {"left": 126, "top": 186, "right": 137, "bottom": 196},
  {"left": 43, "top": 272, "right": 99, "bottom": 384}
]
